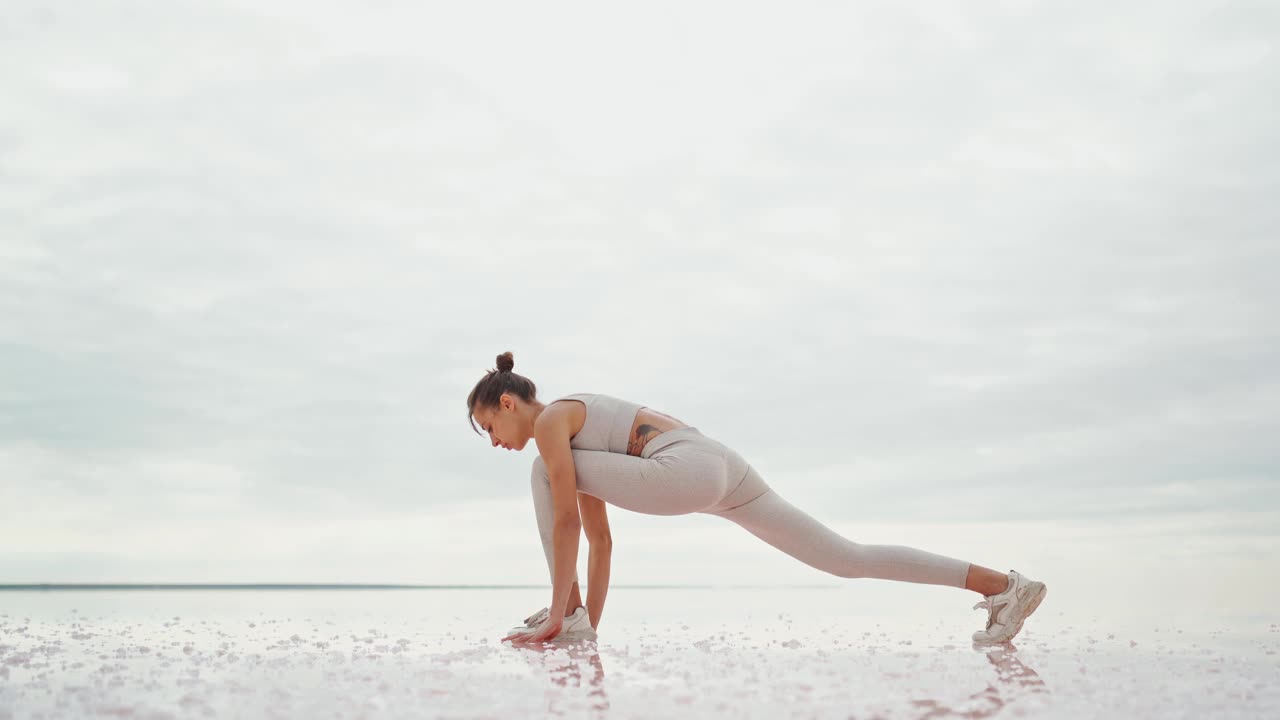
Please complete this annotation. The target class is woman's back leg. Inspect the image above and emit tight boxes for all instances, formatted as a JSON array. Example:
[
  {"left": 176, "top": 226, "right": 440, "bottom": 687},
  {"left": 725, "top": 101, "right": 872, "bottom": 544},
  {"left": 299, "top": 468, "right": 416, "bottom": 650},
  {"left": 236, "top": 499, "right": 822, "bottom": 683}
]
[{"left": 704, "top": 465, "right": 971, "bottom": 588}]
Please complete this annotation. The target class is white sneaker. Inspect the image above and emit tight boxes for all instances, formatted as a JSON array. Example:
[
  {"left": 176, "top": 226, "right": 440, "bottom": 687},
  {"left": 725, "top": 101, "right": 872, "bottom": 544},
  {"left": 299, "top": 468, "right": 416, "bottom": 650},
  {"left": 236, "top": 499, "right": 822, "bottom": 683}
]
[
  {"left": 558, "top": 606, "right": 597, "bottom": 641},
  {"left": 971, "top": 569, "right": 1047, "bottom": 645},
  {"left": 507, "top": 606, "right": 550, "bottom": 637},
  {"left": 506, "top": 606, "right": 596, "bottom": 641}
]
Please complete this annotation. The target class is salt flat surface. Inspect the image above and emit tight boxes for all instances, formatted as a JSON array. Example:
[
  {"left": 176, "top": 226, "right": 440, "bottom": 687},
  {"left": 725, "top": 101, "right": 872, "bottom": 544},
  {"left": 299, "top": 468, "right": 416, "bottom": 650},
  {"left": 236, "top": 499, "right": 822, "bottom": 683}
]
[{"left": 1, "top": 588, "right": 1276, "bottom": 719}]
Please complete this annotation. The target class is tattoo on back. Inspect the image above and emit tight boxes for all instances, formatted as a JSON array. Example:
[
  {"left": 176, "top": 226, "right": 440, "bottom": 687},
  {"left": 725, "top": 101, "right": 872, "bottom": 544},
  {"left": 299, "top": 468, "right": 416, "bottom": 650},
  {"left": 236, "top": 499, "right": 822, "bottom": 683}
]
[{"left": 627, "top": 424, "right": 662, "bottom": 456}]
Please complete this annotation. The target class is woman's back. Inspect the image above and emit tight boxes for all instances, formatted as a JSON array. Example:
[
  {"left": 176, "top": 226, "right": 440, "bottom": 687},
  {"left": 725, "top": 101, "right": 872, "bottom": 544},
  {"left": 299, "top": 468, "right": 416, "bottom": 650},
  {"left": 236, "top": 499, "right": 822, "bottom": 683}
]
[{"left": 550, "top": 393, "right": 690, "bottom": 457}]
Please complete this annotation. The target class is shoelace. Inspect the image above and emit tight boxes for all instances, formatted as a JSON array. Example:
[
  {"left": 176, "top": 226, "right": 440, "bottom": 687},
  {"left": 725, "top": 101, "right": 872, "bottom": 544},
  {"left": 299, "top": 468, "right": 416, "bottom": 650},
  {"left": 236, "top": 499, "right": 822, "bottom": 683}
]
[
  {"left": 973, "top": 598, "right": 995, "bottom": 629},
  {"left": 974, "top": 576, "right": 1021, "bottom": 630},
  {"left": 522, "top": 607, "right": 550, "bottom": 627}
]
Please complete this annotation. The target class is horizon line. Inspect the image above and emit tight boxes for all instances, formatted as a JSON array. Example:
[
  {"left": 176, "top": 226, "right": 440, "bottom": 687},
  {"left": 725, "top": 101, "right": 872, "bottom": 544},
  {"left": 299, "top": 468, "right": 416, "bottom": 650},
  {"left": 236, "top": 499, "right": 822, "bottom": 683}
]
[{"left": 0, "top": 583, "right": 841, "bottom": 591}]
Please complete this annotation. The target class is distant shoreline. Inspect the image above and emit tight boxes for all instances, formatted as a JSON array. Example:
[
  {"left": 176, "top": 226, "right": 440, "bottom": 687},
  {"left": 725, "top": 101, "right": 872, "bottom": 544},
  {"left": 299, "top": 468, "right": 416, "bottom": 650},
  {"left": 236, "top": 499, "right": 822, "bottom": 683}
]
[{"left": 0, "top": 583, "right": 839, "bottom": 591}]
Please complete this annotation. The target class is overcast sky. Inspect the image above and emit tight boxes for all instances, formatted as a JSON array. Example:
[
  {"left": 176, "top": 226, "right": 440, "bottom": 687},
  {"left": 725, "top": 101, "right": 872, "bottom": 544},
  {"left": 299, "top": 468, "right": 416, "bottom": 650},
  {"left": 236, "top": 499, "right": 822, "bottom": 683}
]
[{"left": 1, "top": 1, "right": 1276, "bottom": 614}]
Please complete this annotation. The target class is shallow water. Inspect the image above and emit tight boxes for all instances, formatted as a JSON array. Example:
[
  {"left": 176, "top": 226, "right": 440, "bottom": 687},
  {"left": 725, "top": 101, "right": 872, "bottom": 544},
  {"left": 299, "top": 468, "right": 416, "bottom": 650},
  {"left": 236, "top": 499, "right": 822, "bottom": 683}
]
[{"left": 1, "top": 588, "right": 1276, "bottom": 719}]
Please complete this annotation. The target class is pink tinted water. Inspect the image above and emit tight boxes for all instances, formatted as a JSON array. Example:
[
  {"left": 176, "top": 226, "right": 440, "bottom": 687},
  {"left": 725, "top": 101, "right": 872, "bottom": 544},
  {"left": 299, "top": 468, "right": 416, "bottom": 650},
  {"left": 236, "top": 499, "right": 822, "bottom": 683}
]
[{"left": 0, "top": 587, "right": 1276, "bottom": 719}]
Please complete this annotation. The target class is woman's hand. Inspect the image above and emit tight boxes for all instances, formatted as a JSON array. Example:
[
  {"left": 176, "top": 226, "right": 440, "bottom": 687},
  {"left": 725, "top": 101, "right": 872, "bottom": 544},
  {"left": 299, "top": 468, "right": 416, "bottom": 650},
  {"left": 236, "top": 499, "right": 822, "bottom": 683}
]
[{"left": 502, "top": 612, "right": 564, "bottom": 644}]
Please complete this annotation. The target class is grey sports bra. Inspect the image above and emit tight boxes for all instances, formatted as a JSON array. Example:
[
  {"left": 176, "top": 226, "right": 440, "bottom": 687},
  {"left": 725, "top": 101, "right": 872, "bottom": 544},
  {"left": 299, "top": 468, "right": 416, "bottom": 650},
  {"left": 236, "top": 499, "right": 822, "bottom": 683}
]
[{"left": 550, "top": 393, "right": 643, "bottom": 454}]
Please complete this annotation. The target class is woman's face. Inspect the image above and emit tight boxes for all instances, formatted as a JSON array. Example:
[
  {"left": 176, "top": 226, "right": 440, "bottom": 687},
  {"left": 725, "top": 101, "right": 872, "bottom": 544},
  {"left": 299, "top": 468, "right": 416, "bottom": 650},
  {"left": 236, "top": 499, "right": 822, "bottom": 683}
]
[{"left": 475, "top": 394, "right": 526, "bottom": 451}]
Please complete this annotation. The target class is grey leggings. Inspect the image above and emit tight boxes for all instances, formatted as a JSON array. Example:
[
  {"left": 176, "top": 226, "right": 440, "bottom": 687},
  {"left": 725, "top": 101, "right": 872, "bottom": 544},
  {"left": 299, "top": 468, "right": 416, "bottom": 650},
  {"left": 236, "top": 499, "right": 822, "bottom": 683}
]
[{"left": 531, "top": 426, "right": 971, "bottom": 589}]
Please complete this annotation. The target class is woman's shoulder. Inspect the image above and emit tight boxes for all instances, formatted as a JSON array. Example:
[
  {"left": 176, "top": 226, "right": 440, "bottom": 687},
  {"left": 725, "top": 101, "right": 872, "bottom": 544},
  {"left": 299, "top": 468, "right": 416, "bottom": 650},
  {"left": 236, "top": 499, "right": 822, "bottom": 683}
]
[
  {"left": 553, "top": 392, "right": 649, "bottom": 407},
  {"left": 550, "top": 392, "right": 596, "bottom": 404}
]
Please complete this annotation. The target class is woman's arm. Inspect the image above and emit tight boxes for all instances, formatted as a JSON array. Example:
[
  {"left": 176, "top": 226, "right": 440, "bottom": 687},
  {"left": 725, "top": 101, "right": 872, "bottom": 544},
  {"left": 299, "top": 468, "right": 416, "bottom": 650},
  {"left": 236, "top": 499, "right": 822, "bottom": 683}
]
[{"left": 533, "top": 410, "right": 582, "bottom": 626}]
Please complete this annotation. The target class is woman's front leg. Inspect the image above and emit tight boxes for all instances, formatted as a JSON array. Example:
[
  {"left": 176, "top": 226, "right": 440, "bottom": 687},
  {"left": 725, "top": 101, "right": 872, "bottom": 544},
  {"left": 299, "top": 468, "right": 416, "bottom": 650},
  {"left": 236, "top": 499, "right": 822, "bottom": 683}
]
[{"left": 567, "top": 580, "right": 584, "bottom": 614}]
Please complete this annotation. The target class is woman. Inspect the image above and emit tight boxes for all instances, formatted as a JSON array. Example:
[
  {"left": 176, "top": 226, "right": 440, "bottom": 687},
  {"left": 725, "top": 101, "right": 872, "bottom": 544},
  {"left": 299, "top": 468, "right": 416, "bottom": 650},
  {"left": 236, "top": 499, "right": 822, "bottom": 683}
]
[{"left": 469, "top": 352, "right": 1046, "bottom": 646}]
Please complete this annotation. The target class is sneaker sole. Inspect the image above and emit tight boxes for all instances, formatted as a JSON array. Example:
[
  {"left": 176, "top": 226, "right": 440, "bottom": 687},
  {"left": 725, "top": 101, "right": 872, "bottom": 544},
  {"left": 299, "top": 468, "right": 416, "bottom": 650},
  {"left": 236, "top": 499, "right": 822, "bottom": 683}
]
[
  {"left": 504, "top": 628, "right": 596, "bottom": 642},
  {"left": 506, "top": 615, "right": 596, "bottom": 642},
  {"left": 975, "top": 582, "right": 1047, "bottom": 645},
  {"left": 1006, "top": 582, "right": 1048, "bottom": 641}
]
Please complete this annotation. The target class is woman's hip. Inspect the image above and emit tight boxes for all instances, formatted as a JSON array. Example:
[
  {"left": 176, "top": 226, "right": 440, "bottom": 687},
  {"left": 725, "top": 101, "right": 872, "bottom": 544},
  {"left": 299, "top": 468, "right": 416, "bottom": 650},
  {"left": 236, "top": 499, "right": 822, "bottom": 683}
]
[
  {"left": 553, "top": 427, "right": 750, "bottom": 515},
  {"left": 638, "top": 427, "right": 769, "bottom": 514}
]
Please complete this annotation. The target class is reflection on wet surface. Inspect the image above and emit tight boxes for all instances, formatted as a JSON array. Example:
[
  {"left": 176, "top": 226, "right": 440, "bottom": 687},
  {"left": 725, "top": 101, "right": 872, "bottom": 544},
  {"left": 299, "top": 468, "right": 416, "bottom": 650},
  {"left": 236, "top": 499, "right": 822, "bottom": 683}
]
[{"left": 0, "top": 588, "right": 1275, "bottom": 718}]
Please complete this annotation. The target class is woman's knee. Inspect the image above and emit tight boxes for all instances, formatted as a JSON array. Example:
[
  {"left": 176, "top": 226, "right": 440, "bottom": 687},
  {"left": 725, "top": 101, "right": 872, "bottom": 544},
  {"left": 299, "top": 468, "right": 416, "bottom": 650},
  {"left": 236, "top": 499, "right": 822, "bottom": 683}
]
[
  {"left": 828, "top": 545, "right": 882, "bottom": 579},
  {"left": 831, "top": 563, "right": 870, "bottom": 580},
  {"left": 530, "top": 455, "right": 548, "bottom": 487}
]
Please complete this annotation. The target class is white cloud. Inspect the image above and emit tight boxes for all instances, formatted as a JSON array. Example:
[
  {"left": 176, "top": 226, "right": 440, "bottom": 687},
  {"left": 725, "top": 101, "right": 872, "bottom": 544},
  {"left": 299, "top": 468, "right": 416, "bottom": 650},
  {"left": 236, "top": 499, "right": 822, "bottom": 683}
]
[{"left": 1, "top": 0, "right": 1277, "bottom": 597}]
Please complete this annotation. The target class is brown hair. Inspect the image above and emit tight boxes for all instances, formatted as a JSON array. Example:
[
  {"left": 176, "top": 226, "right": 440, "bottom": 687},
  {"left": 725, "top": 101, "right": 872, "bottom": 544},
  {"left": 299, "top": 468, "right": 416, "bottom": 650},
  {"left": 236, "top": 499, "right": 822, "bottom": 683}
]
[{"left": 466, "top": 351, "right": 539, "bottom": 436}]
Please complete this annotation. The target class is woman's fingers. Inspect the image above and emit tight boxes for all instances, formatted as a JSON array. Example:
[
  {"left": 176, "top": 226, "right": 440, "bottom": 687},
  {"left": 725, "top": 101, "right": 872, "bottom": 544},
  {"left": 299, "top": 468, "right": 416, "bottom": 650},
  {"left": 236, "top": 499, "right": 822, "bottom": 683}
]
[{"left": 503, "top": 615, "right": 563, "bottom": 644}]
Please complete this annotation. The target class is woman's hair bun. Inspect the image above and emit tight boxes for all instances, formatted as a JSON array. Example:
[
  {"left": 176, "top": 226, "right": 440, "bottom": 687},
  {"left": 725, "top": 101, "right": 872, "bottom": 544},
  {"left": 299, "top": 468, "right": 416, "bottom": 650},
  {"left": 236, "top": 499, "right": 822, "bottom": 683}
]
[{"left": 495, "top": 351, "right": 515, "bottom": 373}]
